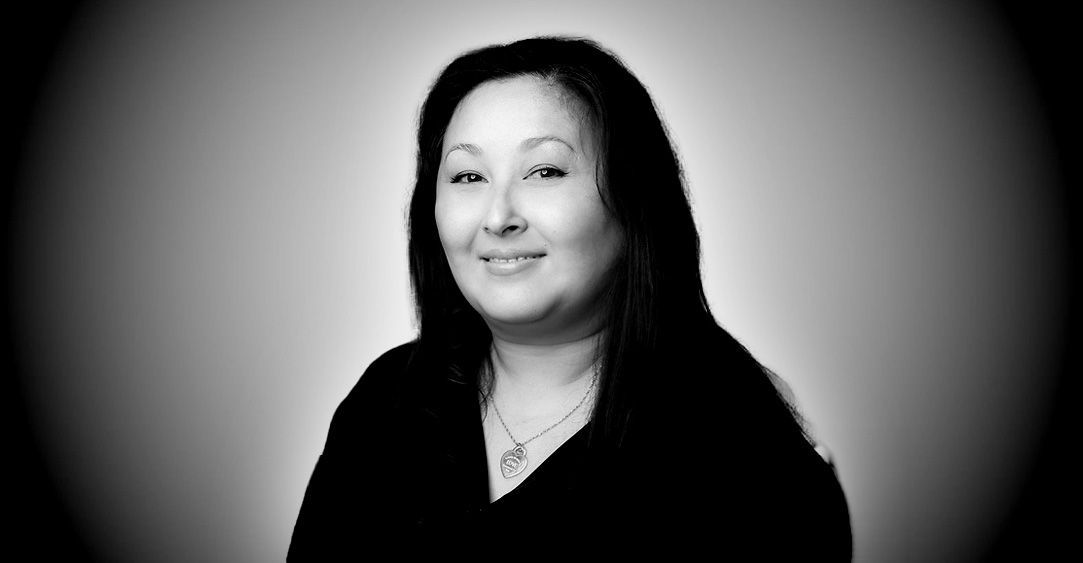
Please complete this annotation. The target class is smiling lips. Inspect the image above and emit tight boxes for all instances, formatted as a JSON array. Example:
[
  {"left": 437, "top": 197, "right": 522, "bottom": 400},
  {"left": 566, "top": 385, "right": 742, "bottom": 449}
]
[
  {"left": 480, "top": 249, "right": 546, "bottom": 275},
  {"left": 480, "top": 249, "right": 547, "bottom": 262},
  {"left": 487, "top": 256, "right": 541, "bottom": 264}
]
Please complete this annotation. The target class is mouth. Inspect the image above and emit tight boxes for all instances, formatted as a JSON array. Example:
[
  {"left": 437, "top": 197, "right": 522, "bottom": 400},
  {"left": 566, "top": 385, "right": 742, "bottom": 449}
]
[
  {"left": 479, "top": 250, "right": 546, "bottom": 276},
  {"left": 483, "top": 254, "right": 545, "bottom": 264},
  {"left": 479, "top": 250, "right": 547, "bottom": 263}
]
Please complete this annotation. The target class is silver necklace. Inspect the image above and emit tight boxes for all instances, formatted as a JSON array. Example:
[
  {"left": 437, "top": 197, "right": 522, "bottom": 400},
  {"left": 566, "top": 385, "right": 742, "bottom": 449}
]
[{"left": 490, "top": 365, "right": 598, "bottom": 479}]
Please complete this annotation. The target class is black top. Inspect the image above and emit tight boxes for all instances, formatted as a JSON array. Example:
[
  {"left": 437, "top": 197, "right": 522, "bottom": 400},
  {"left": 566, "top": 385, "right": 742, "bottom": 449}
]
[{"left": 288, "top": 340, "right": 852, "bottom": 559}]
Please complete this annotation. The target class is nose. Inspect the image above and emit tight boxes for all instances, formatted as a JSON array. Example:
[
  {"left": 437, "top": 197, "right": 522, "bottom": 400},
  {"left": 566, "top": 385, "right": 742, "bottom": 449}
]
[{"left": 481, "top": 183, "right": 525, "bottom": 237}]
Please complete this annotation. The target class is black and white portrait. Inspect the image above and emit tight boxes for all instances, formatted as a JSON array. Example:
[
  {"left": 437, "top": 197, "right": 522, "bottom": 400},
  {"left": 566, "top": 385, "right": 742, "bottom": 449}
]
[{"left": 5, "top": 1, "right": 1074, "bottom": 561}]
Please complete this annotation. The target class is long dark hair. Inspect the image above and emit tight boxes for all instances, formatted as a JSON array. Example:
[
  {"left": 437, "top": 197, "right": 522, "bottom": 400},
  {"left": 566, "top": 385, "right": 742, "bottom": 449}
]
[{"left": 407, "top": 36, "right": 803, "bottom": 446}]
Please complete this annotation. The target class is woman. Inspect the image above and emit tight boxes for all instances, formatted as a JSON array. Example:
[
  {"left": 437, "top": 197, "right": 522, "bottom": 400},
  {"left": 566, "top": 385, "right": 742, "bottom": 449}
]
[{"left": 289, "top": 36, "right": 851, "bottom": 559}]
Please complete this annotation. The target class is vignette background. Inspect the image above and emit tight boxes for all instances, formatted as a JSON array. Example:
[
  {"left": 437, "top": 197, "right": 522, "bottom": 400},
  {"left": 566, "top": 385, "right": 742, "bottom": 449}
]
[{"left": 5, "top": 1, "right": 1075, "bottom": 561}]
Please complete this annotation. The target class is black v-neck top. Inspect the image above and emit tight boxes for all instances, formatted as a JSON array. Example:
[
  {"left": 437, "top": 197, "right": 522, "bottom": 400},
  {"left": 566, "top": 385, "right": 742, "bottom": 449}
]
[{"left": 288, "top": 341, "right": 852, "bottom": 559}]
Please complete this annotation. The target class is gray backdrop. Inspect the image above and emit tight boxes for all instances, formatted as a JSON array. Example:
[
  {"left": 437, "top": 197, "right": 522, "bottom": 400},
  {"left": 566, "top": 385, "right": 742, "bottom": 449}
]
[{"left": 9, "top": 1, "right": 1069, "bottom": 561}]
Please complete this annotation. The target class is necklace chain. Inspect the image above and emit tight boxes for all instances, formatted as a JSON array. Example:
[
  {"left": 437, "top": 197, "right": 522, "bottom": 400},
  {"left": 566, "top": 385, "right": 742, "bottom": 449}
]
[{"left": 491, "top": 364, "right": 598, "bottom": 448}]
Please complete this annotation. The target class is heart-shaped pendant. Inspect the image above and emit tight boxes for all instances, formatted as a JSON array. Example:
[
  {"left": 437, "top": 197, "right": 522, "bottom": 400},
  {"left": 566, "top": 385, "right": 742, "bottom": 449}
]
[{"left": 499, "top": 445, "right": 528, "bottom": 479}]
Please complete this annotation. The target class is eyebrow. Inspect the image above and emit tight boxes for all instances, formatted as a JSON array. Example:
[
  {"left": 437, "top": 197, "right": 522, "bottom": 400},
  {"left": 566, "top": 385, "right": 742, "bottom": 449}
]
[
  {"left": 444, "top": 135, "right": 576, "bottom": 162},
  {"left": 521, "top": 135, "right": 576, "bottom": 152}
]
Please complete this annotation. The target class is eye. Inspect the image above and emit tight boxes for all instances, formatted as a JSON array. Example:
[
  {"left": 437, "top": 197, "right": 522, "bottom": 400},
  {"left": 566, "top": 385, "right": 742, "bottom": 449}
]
[
  {"left": 525, "top": 166, "right": 567, "bottom": 180},
  {"left": 450, "top": 172, "right": 485, "bottom": 184}
]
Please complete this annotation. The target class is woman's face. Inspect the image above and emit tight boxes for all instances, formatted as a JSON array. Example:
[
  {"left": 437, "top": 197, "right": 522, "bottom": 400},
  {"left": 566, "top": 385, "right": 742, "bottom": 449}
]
[{"left": 435, "top": 76, "right": 623, "bottom": 343}]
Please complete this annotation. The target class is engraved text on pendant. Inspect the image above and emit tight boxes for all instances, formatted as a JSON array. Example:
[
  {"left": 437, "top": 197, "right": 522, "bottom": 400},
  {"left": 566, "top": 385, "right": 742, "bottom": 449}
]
[{"left": 500, "top": 445, "right": 528, "bottom": 479}]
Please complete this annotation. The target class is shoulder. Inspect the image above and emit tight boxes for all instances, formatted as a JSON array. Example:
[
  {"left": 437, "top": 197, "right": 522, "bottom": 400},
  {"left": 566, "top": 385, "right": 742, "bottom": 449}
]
[
  {"left": 290, "top": 341, "right": 424, "bottom": 558},
  {"left": 343, "top": 341, "right": 419, "bottom": 402},
  {"left": 649, "top": 324, "right": 853, "bottom": 558},
  {"left": 323, "top": 340, "right": 420, "bottom": 450}
]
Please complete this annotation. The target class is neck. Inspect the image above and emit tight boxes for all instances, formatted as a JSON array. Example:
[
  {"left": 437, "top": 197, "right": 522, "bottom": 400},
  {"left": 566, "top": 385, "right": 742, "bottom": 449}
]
[{"left": 489, "top": 331, "right": 602, "bottom": 416}]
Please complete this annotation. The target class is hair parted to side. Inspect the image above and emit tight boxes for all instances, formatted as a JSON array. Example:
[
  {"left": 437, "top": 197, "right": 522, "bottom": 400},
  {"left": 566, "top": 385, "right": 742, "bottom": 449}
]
[{"left": 406, "top": 36, "right": 801, "bottom": 446}]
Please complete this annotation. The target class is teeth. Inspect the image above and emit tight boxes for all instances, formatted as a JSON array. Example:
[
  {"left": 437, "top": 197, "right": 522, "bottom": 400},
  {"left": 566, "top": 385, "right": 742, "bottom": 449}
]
[{"left": 488, "top": 256, "right": 540, "bottom": 263}]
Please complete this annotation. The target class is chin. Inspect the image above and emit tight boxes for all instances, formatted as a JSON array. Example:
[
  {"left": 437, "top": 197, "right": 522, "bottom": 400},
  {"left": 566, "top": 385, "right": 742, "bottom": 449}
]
[
  {"left": 481, "top": 307, "right": 547, "bottom": 327},
  {"left": 473, "top": 297, "right": 549, "bottom": 326}
]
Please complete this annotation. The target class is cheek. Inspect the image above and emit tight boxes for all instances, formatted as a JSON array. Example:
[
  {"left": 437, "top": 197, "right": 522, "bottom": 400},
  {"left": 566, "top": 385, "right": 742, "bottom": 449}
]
[
  {"left": 550, "top": 198, "right": 620, "bottom": 260},
  {"left": 581, "top": 222, "right": 623, "bottom": 278},
  {"left": 434, "top": 193, "right": 472, "bottom": 254}
]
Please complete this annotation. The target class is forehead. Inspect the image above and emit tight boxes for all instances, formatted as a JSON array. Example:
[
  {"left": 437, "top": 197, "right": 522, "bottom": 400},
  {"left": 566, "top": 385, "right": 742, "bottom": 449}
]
[{"left": 443, "top": 76, "right": 593, "bottom": 151}]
